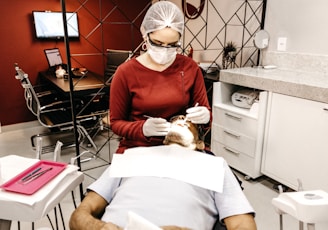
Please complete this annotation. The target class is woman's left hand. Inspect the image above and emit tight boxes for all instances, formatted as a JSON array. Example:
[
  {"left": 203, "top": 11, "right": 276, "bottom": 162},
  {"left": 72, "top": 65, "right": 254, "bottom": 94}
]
[{"left": 186, "top": 106, "right": 210, "bottom": 124}]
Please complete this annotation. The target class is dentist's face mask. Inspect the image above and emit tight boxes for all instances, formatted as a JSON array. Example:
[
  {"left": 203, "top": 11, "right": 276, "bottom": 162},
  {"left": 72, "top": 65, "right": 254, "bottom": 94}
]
[{"left": 146, "top": 34, "right": 180, "bottom": 65}]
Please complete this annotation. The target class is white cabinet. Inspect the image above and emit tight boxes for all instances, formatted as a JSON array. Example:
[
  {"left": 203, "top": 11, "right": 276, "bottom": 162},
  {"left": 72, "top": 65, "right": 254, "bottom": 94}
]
[
  {"left": 211, "top": 82, "right": 268, "bottom": 179},
  {"left": 261, "top": 93, "right": 328, "bottom": 191}
]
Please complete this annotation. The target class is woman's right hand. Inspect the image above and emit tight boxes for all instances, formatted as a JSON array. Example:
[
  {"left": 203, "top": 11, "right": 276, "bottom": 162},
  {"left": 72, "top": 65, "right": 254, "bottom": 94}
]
[{"left": 142, "top": 117, "right": 171, "bottom": 137}]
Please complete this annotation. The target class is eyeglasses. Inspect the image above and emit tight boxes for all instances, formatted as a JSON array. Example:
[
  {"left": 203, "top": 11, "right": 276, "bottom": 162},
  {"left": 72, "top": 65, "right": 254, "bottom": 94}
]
[{"left": 147, "top": 34, "right": 181, "bottom": 49}]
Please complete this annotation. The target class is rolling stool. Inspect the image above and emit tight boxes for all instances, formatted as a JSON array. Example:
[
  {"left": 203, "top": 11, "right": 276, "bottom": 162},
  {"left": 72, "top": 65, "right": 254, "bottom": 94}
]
[{"left": 272, "top": 189, "right": 328, "bottom": 230}]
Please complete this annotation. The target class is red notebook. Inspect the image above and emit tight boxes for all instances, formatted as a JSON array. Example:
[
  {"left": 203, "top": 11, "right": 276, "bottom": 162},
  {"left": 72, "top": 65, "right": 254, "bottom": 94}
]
[{"left": 0, "top": 160, "right": 67, "bottom": 195}]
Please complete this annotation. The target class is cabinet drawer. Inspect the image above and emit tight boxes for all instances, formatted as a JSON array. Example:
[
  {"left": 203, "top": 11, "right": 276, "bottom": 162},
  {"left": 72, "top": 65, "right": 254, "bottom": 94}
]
[
  {"left": 213, "top": 106, "right": 258, "bottom": 137},
  {"left": 212, "top": 124, "right": 256, "bottom": 157},
  {"left": 211, "top": 141, "right": 261, "bottom": 178}
]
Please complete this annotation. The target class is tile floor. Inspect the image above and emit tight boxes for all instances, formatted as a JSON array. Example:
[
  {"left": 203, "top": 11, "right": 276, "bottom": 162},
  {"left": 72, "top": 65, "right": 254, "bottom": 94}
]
[{"left": 1, "top": 121, "right": 327, "bottom": 230}]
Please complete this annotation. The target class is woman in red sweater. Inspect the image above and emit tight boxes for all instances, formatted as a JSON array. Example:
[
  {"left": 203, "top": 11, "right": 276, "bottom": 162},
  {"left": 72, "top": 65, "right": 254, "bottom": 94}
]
[{"left": 110, "top": 1, "right": 211, "bottom": 153}]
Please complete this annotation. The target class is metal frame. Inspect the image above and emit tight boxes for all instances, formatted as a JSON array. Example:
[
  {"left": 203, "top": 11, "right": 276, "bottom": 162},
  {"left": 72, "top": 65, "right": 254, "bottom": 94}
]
[
  {"left": 60, "top": 0, "right": 267, "bottom": 200},
  {"left": 59, "top": 0, "right": 150, "bottom": 200}
]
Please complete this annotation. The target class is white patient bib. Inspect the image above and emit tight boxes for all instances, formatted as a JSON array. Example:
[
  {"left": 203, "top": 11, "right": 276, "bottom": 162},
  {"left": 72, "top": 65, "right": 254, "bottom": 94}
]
[{"left": 109, "top": 145, "right": 225, "bottom": 192}]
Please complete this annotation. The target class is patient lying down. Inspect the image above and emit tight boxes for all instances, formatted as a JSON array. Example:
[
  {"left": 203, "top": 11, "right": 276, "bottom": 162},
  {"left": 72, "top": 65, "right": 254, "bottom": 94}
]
[
  {"left": 163, "top": 115, "right": 205, "bottom": 150},
  {"left": 69, "top": 115, "right": 257, "bottom": 230}
]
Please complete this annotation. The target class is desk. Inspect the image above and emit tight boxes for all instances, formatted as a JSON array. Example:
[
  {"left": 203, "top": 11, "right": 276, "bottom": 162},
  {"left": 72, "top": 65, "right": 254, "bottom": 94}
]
[
  {"left": 39, "top": 71, "right": 109, "bottom": 96},
  {"left": 39, "top": 70, "right": 109, "bottom": 115},
  {"left": 0, "top": 155, "right": 84, "bottom": 229},
  {"left": 39, "top": 71, "right": 110, "bottom": 172}
]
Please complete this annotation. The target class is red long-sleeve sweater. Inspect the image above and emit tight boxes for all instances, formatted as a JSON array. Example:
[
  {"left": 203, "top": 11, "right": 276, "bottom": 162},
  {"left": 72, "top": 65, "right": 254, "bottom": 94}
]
[{"left": 110, "top": 54, "right": 211, "bottom": 153}]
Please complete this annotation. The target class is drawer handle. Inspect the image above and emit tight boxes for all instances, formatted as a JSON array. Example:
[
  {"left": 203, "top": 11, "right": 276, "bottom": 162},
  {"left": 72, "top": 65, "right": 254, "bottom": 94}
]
[
  {"left": 324, "top": 107, "right": 328, "bottom": 112},
  {"left": 224, "top": 130, "right": 240, "bottom": 139},
  {"left": 223, "top": 146, "right": 240, "bottom": 155},
  {"left": 224, "top": 112, "right": 242, "bottom": 121}
]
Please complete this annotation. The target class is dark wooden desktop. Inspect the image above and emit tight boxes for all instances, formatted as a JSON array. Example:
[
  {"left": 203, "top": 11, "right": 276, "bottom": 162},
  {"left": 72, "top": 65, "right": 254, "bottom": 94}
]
[{"left": 39, "top": 70, "right": 109, "bottom": 97}]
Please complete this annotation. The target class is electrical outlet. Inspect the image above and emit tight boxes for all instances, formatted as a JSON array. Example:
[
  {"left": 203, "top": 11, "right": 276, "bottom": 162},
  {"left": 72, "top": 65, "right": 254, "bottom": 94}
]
[{"left": 277, "top": 37, "right": 287, "bottom": 51}]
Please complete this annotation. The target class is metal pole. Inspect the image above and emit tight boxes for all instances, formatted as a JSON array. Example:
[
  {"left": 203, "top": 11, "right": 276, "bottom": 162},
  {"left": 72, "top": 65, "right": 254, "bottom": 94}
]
[
  {"left": 257, "top": 0, "right": 268, "bottom": 66},
  {"left": 60, "top": 0, "right": 84, "bottom": 202}
]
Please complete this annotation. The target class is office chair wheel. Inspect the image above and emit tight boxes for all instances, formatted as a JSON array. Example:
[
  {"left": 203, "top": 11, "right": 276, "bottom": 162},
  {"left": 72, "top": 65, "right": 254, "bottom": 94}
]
[{"left": 244, "top": 175, "right": 251, "bottom": 181}]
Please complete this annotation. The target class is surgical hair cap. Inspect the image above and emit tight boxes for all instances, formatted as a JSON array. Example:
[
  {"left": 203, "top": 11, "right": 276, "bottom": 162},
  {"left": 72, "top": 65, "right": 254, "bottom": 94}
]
[{"left": 140, "top": 1, "right": 184, "bottom": 37}]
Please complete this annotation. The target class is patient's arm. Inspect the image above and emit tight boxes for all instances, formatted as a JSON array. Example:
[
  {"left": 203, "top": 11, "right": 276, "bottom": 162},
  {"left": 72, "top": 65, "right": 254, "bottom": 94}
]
[
  {"left": 69, "top": 191, "right": 123, "bottom": 230},
  {"left": 223, "top": 214, "right": 257, "bottom": 230}
]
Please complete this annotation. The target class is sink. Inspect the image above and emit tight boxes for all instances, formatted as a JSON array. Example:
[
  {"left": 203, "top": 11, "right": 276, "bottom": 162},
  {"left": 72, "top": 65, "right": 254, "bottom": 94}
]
[{"left": 272, "top": 190, "right": 328, "bottom": 223}]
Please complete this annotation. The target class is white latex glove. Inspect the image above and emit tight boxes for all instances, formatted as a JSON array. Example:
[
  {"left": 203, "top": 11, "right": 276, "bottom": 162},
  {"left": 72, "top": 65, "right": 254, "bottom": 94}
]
[
  {"left": 142, "top": 118, "right": 171, "bottom": 137},
  {"left": 186, "top": 106, "right": 210, "bottom": 124}
]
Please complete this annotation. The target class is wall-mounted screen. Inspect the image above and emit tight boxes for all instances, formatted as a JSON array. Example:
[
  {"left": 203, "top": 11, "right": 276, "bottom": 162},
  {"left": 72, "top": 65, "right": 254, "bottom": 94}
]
[{"left": 32, "top": 11, "right": 79, "bottom": 39}]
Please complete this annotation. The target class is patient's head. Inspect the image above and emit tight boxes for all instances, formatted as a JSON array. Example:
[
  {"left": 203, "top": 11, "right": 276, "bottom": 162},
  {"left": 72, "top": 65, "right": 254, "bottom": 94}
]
[{"left": 163, "top": 115, "right": 205, "bottom": 151}]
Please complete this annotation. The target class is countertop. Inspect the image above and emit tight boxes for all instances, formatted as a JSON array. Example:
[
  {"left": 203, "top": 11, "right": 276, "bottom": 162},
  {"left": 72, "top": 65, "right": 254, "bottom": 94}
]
[{"left": 220, "top": 67, "right": 328, "bottom": 103}]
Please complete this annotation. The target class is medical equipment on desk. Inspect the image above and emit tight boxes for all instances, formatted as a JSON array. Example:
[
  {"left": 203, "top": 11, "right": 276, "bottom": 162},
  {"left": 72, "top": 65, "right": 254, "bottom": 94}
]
[
  {"left": 231, "top": 89, "right": 259, "bottom": 109},
  {"left": 272, "top": 185, "right": 328, "bottom": 230}
]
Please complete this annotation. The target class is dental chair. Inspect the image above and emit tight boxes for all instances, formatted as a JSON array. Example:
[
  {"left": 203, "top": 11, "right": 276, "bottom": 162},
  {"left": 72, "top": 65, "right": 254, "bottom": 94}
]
[{"left": 213, "top": 219, "right": 227, "bottom": 230}]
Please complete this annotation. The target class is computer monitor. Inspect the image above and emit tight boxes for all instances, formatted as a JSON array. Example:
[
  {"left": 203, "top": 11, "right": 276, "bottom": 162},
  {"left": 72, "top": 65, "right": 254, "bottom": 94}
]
[{"left": 44, "top": 48, "right": 63, "bottom": 68}]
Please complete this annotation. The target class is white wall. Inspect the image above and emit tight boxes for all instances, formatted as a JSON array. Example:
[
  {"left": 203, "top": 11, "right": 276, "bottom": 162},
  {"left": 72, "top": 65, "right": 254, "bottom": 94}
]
[
  {"left": 265, "top": 0, "right": 328, "bottom": 55},
  {"left": 169, "top": 0, "right": 328, "bottom": 64},
  {"left": 170, "top": 0, "right": 262, "bottom": 66}
]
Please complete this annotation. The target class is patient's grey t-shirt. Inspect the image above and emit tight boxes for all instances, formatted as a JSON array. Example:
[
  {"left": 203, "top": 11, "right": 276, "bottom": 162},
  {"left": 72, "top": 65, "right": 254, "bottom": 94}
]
[{"left": 88, "top": 160, "right": 254, "bottom": 230}]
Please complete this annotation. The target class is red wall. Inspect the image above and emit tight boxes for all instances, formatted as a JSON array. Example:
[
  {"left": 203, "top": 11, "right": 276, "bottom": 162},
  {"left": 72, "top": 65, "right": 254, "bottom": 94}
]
[{"left": 0, "top": 0, "right": 149, "bottom": 126}]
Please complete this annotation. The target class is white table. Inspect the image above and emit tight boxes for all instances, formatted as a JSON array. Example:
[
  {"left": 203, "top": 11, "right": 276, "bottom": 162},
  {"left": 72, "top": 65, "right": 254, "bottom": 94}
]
[{"left": 0, "top": 155, "right": 84, "bottom": 229}]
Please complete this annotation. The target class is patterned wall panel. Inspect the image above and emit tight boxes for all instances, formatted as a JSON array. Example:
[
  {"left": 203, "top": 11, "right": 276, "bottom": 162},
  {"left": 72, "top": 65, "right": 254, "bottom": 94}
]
[
  {"left": 181, "top": 0, "right": 266, "bottom": 69},
  {"left": 65, "top": 0, "right": 150, "bottom": 73}
]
